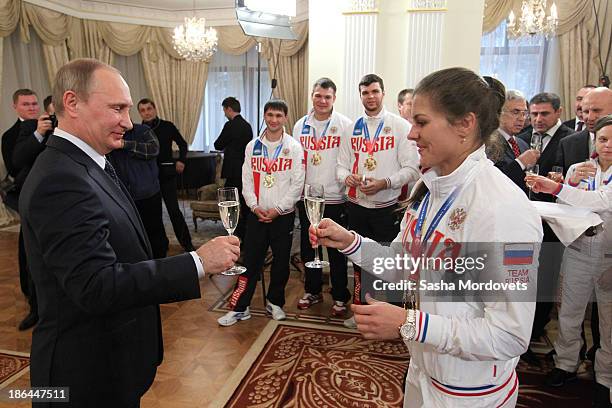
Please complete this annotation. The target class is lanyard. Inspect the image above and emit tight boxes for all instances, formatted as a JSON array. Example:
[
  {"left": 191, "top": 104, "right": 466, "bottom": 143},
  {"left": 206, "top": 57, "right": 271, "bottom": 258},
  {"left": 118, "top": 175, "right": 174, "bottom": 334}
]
[
  {"left": 362, "top": 118, "right": 384, "bottom": 155},
  {"left": 302, "top": 117, "right": 331, "bottom": 151},
  {"left": 414, "top": 186, "right": 462, "bottom": 247},
  {"left": 256, "top": 135, "right": 283, "bottom": 174}
]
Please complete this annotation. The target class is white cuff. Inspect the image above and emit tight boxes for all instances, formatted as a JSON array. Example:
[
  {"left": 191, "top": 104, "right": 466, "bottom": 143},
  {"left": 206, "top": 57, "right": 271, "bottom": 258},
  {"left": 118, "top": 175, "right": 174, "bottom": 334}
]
[
  {"left": 34, "top": 131, "right": 44, "bottom": 143},
  {"left": 515, "top": 158, "right": 526, "bottom": 171},
  {"left": 189, "top": 251, "right": 205, "bottom": 279}
]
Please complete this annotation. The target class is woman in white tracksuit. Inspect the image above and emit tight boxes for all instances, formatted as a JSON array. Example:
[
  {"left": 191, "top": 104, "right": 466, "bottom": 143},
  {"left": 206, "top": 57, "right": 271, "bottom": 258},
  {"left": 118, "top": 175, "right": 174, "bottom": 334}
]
[
  {"left": 527, "top": 114, "right": 612, "bottom": 407},
  {"left": 310, "top": 68, "right": 543, "bottom": 407}
]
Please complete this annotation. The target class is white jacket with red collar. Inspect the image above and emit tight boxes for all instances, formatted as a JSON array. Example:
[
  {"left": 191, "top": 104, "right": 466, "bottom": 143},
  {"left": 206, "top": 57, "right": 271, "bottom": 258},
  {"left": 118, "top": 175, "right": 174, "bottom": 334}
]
[
  {"left": 341, "top": 146, "right": 543, "bottom": 406},
  {"left": 242, "top": 133, "right": 305, "bottom": 215},
  {"left": 293, "top": 110, "right": 353, "bottom": 204},
  {"left": 337, "top": 107, "right": 420, "bottom": 208}
]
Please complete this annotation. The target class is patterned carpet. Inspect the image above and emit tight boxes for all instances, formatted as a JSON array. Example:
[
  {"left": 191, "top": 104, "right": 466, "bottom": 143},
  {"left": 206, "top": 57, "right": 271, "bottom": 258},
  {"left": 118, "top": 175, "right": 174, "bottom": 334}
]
[
  {"left": 213, "top": 322, "right": 594, "bottom": 408},
  {"left": 213, "top": 321, "right": 409, "bottom": 408},
  {"left": 0, "top": 350, "right": 30, "bottom": 388}
]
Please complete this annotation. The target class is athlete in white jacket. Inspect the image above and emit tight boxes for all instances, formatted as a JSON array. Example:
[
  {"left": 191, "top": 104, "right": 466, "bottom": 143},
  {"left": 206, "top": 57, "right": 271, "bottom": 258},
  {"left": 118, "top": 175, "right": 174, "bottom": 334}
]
[
  {"left": 310, "top": 68, "right": 543, "bottom": 407},
  {"left": 293, "top": 78, "right": 354, "bottom": 316},
  {"left": 219, "top": 99, "right": 304, "bottom": 327},
  {"left": 337, "top": 74, "right": 420, "bottom": 329}
]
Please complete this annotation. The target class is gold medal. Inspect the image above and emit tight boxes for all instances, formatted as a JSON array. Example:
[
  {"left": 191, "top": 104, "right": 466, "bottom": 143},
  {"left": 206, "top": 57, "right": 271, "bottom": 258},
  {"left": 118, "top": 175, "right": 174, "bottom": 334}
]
[
  {"left": 263, "top": 174, "right": 276, "bottom": 188},
  {"left": 364, "top": 156, "right": 377, "bottom": 171},
  {"left": 311, "top": 152, "right": 322, "bottom": 166}
]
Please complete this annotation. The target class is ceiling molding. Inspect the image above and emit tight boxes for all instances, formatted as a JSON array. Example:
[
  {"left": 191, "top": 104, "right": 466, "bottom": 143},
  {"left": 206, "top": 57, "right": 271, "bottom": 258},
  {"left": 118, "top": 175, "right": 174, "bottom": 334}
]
[{"left": 23, "top": 0, "right": 308, "bottom": 27}]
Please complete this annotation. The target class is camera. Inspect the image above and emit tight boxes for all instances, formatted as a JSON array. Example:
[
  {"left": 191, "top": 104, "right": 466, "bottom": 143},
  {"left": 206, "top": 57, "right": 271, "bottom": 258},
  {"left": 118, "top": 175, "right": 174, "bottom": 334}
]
[{"left": 48, "top": 114, "right": 58, "bottom": 129}]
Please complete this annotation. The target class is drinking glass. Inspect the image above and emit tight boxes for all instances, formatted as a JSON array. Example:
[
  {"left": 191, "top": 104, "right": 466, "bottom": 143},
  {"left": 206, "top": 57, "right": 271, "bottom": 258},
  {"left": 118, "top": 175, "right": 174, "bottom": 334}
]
[
  {"left": 526, "top": 164, "right": 539, "bottom": 200},
  {"left": 530, "top": 133, "right": 542, "bottom": 152},
  {"left": 304, "top": 184, "right": 329, "bottom": 269},
  {"left": 548, "top": 166, "right": 563, "bottom": 182},
  {"left": 217, "top": 187, "right": 246, "bottom": 275}
]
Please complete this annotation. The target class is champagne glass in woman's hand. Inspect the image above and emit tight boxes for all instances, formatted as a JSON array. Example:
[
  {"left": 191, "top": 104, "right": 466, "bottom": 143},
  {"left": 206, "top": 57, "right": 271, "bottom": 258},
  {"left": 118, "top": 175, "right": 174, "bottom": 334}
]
[
  {"left": 304, "top": 184, "right": 329, "bottom": 269},
  {"left": 217, "top": 187, "right": 247, "bottom": 275}
]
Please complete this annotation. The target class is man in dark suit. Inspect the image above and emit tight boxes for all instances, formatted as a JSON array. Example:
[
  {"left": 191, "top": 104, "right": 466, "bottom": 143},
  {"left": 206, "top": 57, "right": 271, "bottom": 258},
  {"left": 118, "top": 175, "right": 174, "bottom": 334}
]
[
  {"left": 488, "top": 89, "right": 539, "bottom": 194},
  {"left": 137, "top": 98, "right": 194, "bottom": 252},
  {"left": 19, "top": 58, "right": 240, "bottom": 407},
  {"left": 10, "top": 95, "right": 56, "bottom": 331},
  {"left": 517, "top": 93, "right": 574, "bottom": 201},
  {"left": 557, "top": 87, "right": 612, "bottom": 173},
  {"left": 562, "top": 84, "right": 596, "bottom": 132},
  {"left": 214, "top": 97, "right": 253, "bottom": 240},
  {"left": 517, "top": 92, "right": 574, "bottom": 362},
  {"left": 1, "top": 89, "right": 44, "bottom": 330}
]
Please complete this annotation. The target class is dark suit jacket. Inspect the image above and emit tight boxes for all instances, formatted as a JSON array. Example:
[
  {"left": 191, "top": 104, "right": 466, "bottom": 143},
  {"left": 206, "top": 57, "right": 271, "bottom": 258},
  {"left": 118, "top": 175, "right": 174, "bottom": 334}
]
[
  {"left": 214, "top": 114, "right": 253, "bottom": 185},
  {"left": 489, "top": 130, "right": 530, "bottom": 194},
  {"left": 12, "top": 119, "right": 46, "bottom": 191},
  {"left": 19, "top": 135, "right": 201, "bottom": 407},
  {"left": 562, "top": 118, "right": 576, "bottom": 131},
  {"left": 517, "top": 123, "right": 574, "bottom": 202},
  {"left": 1, "top": 119, "right": 21, "bottom": 178},
  {"left": 556, "top": 130, "right": 590, "bottom": 175}
]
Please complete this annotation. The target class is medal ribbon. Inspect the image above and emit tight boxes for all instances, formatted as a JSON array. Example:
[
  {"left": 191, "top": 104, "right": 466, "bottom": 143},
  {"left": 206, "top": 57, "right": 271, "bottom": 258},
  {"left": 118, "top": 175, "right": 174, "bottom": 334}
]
[
  {"left": 262, "top": 136, "right": 284, "bottom": 174},
  {"left": 362, "top": 118, "right": 385, "bottom": 156},
  {"left": 302, "top": 114, "right": 331, "bottom": 153},
  {"left": 414, "top": 187, "right": 461, "bottom": 252}
]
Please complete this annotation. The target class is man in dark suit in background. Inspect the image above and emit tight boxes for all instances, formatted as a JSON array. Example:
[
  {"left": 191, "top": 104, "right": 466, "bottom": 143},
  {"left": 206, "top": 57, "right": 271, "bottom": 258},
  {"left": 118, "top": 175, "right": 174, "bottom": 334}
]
[
  {"left": 562, "top": 84, "right": 596, "bottom": 132},
  {"left": 19, "top": 58, "right": 240, "bottom": 407},
  {"left": 137, "top": 98, "right": 194, "bottom": 252},
  {"left": 517, "top": 92, "right": 574, "bottom": 364},
  {"left": 10, "top": 95, "right": 56, "bottom": 330},
  {"left": 214, "top": 97, "right": 253, "bottom": 240},
  {"left": 557, "top": 87, "right": 612, "bottom": 173},
  {"left": 488, "top": 89, "right": 538, "bottom": 194},
  {"left": 1, "top": 89, "right": 44, "bottom": 330}
]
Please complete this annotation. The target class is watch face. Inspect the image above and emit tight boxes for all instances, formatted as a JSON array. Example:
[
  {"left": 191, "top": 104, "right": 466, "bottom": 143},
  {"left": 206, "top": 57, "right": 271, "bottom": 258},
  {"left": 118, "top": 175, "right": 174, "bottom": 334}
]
[{"left": 400, "top": 324, "right": 416, "bottom": 340}]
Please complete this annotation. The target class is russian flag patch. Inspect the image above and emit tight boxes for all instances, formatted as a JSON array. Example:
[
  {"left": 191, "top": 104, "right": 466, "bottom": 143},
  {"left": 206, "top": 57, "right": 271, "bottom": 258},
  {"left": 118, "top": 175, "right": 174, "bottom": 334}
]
[{"left": 503, "top": 244, "right": 534, "bottom": 265}]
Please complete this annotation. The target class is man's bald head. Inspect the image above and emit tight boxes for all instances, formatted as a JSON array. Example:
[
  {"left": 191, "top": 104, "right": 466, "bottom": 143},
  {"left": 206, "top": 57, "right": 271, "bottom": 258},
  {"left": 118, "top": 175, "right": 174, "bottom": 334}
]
[{"left": 582, "top": 87, "right": 612, "bottom": 132}]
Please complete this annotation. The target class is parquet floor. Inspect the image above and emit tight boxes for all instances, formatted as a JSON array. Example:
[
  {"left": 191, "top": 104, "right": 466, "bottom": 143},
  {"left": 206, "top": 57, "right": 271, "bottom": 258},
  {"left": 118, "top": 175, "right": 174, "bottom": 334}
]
[{"left": 0, "top": 222, "right": 347, "bottom": 407}]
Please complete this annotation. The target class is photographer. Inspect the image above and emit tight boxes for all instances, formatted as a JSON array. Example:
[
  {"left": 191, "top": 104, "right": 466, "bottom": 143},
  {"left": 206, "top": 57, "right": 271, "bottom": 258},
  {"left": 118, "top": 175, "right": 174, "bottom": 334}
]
[{"left": 9, "top": 95, "right": 55, "bottom": 331}]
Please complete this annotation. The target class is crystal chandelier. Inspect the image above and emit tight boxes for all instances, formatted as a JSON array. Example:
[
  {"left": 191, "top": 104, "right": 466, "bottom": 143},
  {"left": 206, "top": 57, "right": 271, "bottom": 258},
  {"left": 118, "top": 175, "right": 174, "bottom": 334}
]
[
  {"left": 173, "top": 3, "right": 218, "bottom": 62},
  {"left": 507, "top": 0, "right": 558, "bottom": 39}
]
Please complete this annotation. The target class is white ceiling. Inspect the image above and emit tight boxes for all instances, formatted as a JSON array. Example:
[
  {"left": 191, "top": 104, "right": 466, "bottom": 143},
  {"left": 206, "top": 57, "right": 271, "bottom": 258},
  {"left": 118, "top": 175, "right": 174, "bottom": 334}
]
[{"left": 25, "top": 0, "right": 308, "bottom": 27}]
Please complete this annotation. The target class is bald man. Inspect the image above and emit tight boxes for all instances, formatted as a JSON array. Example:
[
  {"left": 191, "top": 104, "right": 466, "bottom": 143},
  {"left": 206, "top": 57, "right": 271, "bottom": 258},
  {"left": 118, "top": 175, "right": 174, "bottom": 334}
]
[{"left": 557, "top": 87, "right": 612, "bottom": 172}]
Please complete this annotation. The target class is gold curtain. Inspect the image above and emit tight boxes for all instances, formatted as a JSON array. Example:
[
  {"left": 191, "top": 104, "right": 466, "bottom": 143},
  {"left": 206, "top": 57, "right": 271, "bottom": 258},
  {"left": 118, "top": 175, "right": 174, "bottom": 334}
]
[
  {"left": 558, "top": 0, "right": 611, "bottom": 116},
  {"left": 0, "top": 0, "right": 309, "bottom": 143},
  {"left": 141, "top": 42, "right": 209, "bottom": 145},
  {"left": 483, "top": 0, "right": 591, "bottom": 34},
  {"left": 482, "top": 0, "right": 611, "bottom": 118},
  {"left": 261, "top": 21, "right": 309, "bottom": 131},
  {"left": 217, "top": 25, "right": 258, "bottom": 55}
]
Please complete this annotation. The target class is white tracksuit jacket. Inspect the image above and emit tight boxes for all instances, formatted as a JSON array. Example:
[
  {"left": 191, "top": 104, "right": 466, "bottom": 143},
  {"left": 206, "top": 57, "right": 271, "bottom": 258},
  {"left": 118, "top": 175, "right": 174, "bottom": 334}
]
[
  {"left": 553, "top": 160, "right": 612, "bottom": 390},
  {"left": 293, "top": 110, "right": 353, "bottom": 204},
  {"left": 337, "top": 108, "right": 420, "bottom": 208},
  {"left": 242, "top": 133, "right": 305, "bottom": 215},
  {"left": 341, "top": 147, "right": 543, "bottom": 407}
]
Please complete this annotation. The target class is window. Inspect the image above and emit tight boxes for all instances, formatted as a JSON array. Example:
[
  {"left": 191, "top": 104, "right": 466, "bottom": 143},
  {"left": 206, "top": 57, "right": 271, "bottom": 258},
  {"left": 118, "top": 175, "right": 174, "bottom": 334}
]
[
  {"left": 480, "top": 20, "right": 551, "bottom": 100},
  {"left": 191, "top": 46, "right": 271, "bottom": 151}
]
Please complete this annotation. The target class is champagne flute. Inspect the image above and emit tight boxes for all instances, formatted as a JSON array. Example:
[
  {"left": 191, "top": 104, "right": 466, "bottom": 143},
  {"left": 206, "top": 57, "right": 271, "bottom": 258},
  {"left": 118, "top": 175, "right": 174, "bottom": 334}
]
[
  {"left": 304, "top": 184, "right": 329, "bottom": 269},
  {"left": 530, "top": 133, "right": 542, "bottom": 152},
  {"left": 525, "top": 164, "right": 539, "bottom": 200},
  {"left": 548, "top": 166, "right": 563, "bottom": 183},
  {"left": 217, "top": 187, "right": 246, "bottom": 275}
]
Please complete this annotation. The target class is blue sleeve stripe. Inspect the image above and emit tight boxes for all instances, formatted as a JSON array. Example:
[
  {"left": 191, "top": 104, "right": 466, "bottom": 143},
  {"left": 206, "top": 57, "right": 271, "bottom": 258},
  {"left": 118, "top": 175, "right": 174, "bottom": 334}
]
[{"left": 420, "top": 313, "right": 429, "bottom": 343}]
